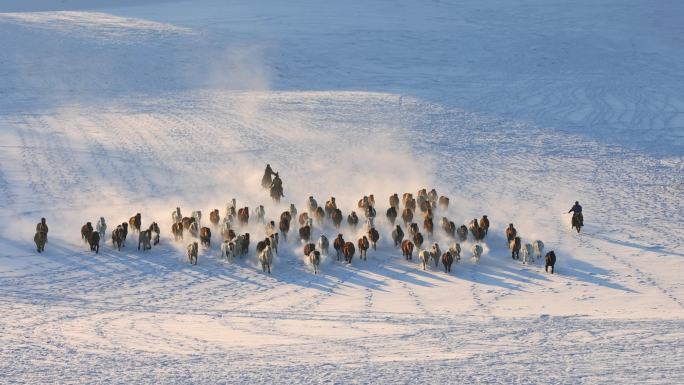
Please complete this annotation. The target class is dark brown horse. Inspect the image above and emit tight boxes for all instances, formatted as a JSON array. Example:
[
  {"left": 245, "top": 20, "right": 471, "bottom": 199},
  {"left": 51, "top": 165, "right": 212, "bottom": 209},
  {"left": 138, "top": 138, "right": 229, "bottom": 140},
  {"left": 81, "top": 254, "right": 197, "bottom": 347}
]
[
  {"left": 386, "top": 206, "right": 397, "bottom": 225},
  {"left": 413, "top": 232, "right": 424, "bottom": 250},
  {"left": 200, "top": 227, "right": 211, "bottom": 247},
  {"left": 510, "top": 236, "right": 521, "bottom": 260},
  {"left": 343, "top": 242, "right": 355, "bottom": 264},
  {"left": 333, "top": 234, "right": 345, "bottom": 260},
  {"left": 279, "top": 217, "right": 290, "bottom": 240},
  {"left": 187, "top": 242, "right": 198, "bottom": 265},
  {"left": 331, "top": 208, "right": 343, "bottom": 228},
  {"left": 34, "top": 231, "right": 47, "bottom": 253},
  {"left": 182, "top": 216, "right": 195, "bottom": 230},
  {"left": 357, "top": 236, "right": 369, "bottom": 260},
  {"left": 368, "top": 228, "right": 379, "bottom": 250},
  {"left": 299, "top": 224, "right": 311, "bottom": 242},
  {"left": 88, "top": 231, "right": 100, "bottom": 254},
  {"left": 325, "top": 197, "right": 337, "bottom": 218},
  {"left": 280, "top": 210, "right": 292, "bottom": 223},
  {"left": 129, "top": 213, "right": 141, "bottom": 233},
  {"left": 545, "top": 251, "right": 556, "bottom": 273},
  {"left": 121, "top": 222, "right": 128, "bottom": 246},
  {"left": 347, "top": 211, "right": 359, "bottom": 228},
  {"left": 223, "top": 228, "right": 236, "bottom": 242},
  {"left": 392, "top": 225, "right": 404, "bottom": 248},
  {"left": 441, "top": 251, "right": 454, "bottom": 273},
  {"left": 456, "top": 225, "right": 468, "bottom": 242},
  {"left": 314, "top": 206, "right": 325, "bottom": 225},
  {"left": 479, "top": 215, "right": 490, "bottom": 236},
  {"left": 172, "top": 222, "right": 183, "bottom": 241}
]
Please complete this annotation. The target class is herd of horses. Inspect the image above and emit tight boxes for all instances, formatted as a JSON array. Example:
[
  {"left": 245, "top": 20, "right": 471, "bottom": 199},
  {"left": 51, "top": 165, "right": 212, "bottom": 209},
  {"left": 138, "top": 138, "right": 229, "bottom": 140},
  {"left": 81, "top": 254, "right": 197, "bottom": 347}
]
[{"left": 58, "top": 187, "right": 559, "bottom": 275}]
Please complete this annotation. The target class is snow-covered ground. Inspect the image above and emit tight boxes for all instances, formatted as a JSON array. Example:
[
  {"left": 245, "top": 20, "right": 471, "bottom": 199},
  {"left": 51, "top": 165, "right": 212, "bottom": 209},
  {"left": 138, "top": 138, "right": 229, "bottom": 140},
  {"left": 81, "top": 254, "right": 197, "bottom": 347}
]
[{"left": 0, "top": 1, "right": 682, "bottom": 383}]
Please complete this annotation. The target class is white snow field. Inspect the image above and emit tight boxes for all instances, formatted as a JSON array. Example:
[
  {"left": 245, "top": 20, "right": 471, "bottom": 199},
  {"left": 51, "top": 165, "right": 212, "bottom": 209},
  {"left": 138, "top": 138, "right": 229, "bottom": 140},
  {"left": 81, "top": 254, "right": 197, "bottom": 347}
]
[{"left": 1, "top": 0, "right": 683, "bottom": 383}]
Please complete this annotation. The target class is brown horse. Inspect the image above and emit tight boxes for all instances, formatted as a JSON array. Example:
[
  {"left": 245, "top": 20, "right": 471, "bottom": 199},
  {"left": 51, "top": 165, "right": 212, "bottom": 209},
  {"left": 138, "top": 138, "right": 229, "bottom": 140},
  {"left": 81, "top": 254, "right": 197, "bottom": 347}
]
[
  {"left": 386, "top": 206, "right": 397, "bottom": 225},
  {"left": 88, "top": 231, "right": 100, "bottom": 254},
  {"left": 389, "top": 193, "right": 400, "bottom": 209},
  {"left": 112, "top": 225, "right": 124, "bottom": 251},
  {"left": 479, "top": 215, "right": 490, "bottom": 236},
  {"left": 298, "top": 212, "right": 309, "bottom": 226},
  {"left": 423, "top": 218, "right": 434, "bottom": 238},
  {"left": 333, "top": 234, "right": 345, "bottom": 260},
  {"left": 81, "top": 222, "right": 93, "bottom": 243},
  {"left": 438, "top": 196, "right": 449, "bottom": 211},
  {"left": 34, "top": 231, "right": 47, "bottom": 253},
  {"left": 223, "top": 228, "right": 236, "bottom": 242},
  {"left": 324, "top": 197, "right": 337, "bottom": 218},
  {"left": 401, "top": 239, "right": 414, "bottom": 260},
  {"left": 209, "top": 209, "right": 220, "bottom": 227},
  {"left": 402, "top": 208, "right": 414, "bottom": 226},
  {"left": 172, "top": 222, "right": 183, "bottom": 241},
  {"left": 331, "top": 208, "right": 343, "bottom": 228},
  {"left": 343, "top": 242, "right": 355, "bottom": 264},
  {"left": 368, "top": 227, "right": 379, "bottom": 250},
  {"left": 279, "top": 218, "right": 290, "bottom": 240},
  {"left": 303, "top": 242, "right": 316, "bottom": 257},
  {"left": 280, "top": 210, "right": 292, "bottom": 223},
  {"left": 129, "top": 213, "right": 141, "bottom": 233},
  {"left": 408, "top": 222, "right": 419, "bottom": 238},
  {"left": 187, "top": 242, "right": 198, "bottom": 265},
  {"left": 357, "top": 236, "right": 369, "bottom": 260},
  {"left": 441, "top": 217, "right": 456, "bottom": 238},
  {"left": 402, "top": 193, "right": 413, "bottom": 207},
  {"left": 505, "top": 224, "right": 517, "bottom": 242},
  {"left": 423, "top": 208, "right": 433, "bottom": 220},
  {"left": 200, "top": 227, "right": 211, "bottom": 247},
  {"left": 237, "top": 207, "right": 249, "bottom": 226}
]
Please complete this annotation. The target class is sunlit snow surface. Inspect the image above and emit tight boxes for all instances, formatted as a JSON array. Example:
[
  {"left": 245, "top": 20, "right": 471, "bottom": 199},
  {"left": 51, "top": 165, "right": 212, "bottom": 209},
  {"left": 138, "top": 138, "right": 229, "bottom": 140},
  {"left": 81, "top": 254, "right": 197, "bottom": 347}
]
[{"left": 0, "top": 1, "right": 682, "bottom": 383}]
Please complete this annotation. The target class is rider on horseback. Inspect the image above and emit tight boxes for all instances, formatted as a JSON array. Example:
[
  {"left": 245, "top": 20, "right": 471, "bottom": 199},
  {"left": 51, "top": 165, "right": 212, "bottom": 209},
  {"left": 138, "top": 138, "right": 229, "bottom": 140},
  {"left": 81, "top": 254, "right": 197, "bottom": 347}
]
[
  {"left": 261, "top": 164, "right": 276, "bottom": 189},
  {"left": 568, "top": 201, "right": 583, "bottom": 227},
  {"left": 270, "top": 172, "right": 284, "bottom": 198}
]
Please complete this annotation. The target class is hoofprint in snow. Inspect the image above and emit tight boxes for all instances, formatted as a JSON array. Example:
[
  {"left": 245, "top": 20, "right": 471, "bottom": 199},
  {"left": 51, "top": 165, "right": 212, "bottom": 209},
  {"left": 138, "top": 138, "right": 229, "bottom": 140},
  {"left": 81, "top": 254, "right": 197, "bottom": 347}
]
[{"left": 1, "top": 1, "right": 683, "bottom": 384}]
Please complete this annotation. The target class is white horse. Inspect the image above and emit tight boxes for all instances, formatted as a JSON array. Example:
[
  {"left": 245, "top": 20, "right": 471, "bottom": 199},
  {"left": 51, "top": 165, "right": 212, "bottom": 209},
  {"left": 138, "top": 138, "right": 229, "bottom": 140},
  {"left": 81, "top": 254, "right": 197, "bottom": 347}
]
[
  {"left": 259, "top": 245, "right": 273, "bottom": 273},
  {"left": 419, "top": 250, "right": 430, "bottom": 270},
  {"left": 471, "top": 244, "right": 483, "bottom": 263},
  {"left": 221, "top": 217, "right": 232, "bottom": 233},
  {"left": 317, "top": 234, "right": 329, "bottom": 256},
  {"left": 192, "top": 210, "right": 202, "bottom": 225},
  {"left": 221, "top": 240, "right": 235, "bottom": 262},
  {"left": 309, "top": 250, "right": 321, "bottom": 274},
  {"left": 96, "top": 217, "right": 107, "bottom": 238},
  {"left": 533, "top": 240, "right": 544, "bottom": 262},
  {"left": 449, "top": 242, "right": 461, "bottom": 263},
  {"left": 269, "top": 233, "right": 279, "bottom": 255},
  {"left": 172, "top": 207, "right": 182, "bottom": 223},
  {"left": 363, "top": 217, "right": 375, "bottom": 233},
  {"left": 429, "top": 243, "right": 441, "bottom": 268},
  {"left": 254, "top": 205, "right": 266, "bottom": 223},
  {"left": 521, "top": 243, "right": 534, "bottom": 265},
  {"left": 224, "top": 198, "right": 237, "bottom": 221}
]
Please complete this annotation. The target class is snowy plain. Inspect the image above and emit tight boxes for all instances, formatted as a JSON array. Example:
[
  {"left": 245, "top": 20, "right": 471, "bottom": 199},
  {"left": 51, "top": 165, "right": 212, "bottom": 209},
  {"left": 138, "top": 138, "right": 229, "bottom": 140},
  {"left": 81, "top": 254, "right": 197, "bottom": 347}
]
[{"left": 0, "top": 0, "right": 682, "bottom": 383}]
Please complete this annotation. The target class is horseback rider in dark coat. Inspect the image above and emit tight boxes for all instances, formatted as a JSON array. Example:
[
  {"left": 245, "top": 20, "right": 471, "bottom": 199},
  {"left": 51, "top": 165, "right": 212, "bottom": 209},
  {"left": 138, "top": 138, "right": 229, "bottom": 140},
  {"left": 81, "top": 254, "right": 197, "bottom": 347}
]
[{"left": 568, "top": 201, "right": 583, "bottom": 226}]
